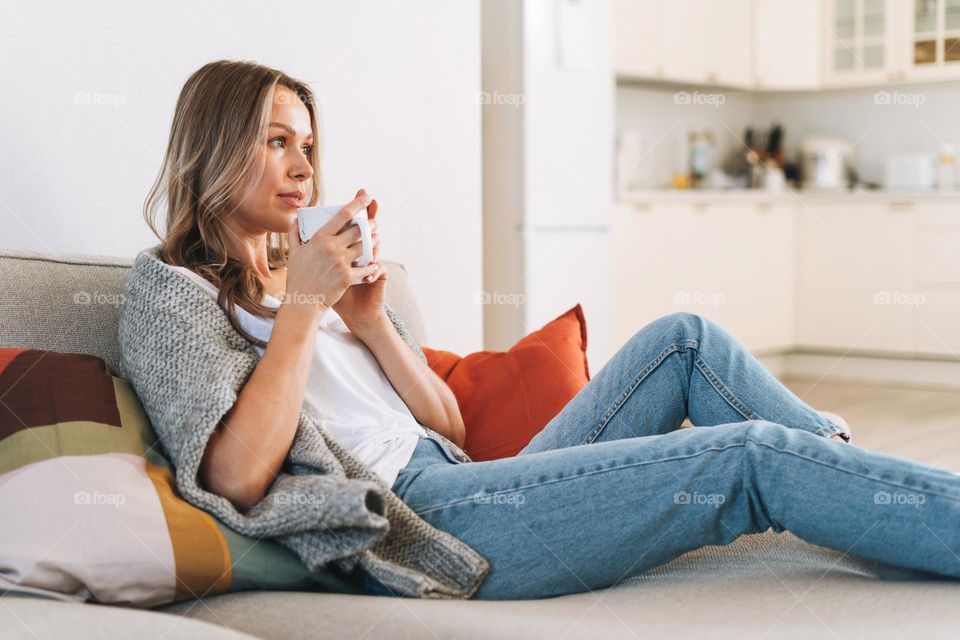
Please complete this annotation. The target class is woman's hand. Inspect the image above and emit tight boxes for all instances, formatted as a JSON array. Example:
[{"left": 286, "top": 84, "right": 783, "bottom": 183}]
[
  {"left": 284, "top": 192, "right": 381, "bottom": 318},
  {"left": 332, "top": 188, "right": 388, "bottom": 335}
]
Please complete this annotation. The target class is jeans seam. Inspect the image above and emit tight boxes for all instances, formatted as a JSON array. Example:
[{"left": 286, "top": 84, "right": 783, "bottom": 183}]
[
  {"left": 413, "top": 440, "right": 750, "bottom": 515},
  {"left": 583, "top": 340, "right": 696, "bottom": 445},
  {"left": 744, "top": 437, "right": 960, "bottom": 503},
  {"left": 414, "top": 436, "right": 960, "bottom": 516},
  {"left": 692, "top": 354, "right": 762, "bottom": 422}
]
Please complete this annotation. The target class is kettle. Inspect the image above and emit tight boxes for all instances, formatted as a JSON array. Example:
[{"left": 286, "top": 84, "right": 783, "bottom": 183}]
[{"left": 799, "top": 137, "right": 850, "bottom": 190}]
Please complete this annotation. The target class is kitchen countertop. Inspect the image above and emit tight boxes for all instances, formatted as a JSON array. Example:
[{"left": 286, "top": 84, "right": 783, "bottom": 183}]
[{"left": 618, "top": 188, "right": 960, "bottom": 205}]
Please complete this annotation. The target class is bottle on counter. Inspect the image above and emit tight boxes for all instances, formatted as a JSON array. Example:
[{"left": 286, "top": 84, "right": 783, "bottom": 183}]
[{"left": 688, "top": 129, "right": 714, "bottom": 187}]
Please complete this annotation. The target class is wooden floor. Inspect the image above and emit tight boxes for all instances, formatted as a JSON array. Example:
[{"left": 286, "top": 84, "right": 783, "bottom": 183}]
[{"left": 781, "top": 377, "right": 960, "bottom": 473}]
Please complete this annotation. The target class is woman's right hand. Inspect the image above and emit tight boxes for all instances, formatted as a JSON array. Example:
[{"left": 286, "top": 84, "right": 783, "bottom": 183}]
[{"left": 284, "top": 192, "right": 381, "bottom": 313}]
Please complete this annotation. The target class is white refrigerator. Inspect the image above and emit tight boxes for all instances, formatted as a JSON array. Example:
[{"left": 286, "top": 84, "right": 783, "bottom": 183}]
[{"left": 483, "top": 0, "right": 615, "bottom": 370}]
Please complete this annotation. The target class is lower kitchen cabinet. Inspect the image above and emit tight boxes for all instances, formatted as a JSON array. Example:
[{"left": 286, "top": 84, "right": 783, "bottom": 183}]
[
  {"left": 617, "top": 196, "right": 960, "bottom": 360},
  {"left": 614, "top": 202, "right": 795, "bottom": 354},
  {"left": 796, "top": 202, "right": 915, "bottom": 354},
  {"left": 913, "top": 204, "right": 960, "bottom": 356}
]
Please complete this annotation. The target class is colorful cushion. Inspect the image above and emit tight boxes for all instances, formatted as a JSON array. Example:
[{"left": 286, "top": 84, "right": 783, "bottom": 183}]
[
  {"left": 0, "top": 348, "right": 360, "bottom": 607},
  {"left": 423, "top": 304, "right": 591, "bottom": 461}
]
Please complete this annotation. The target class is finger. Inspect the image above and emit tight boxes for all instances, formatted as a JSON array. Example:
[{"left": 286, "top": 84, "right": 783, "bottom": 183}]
[
  {"left": 287, "top": 219, "right": 302, "bottom": 254},
  {"left": 335, "top": 223, "right": 363, "bottom": 247},
  {"left": 351, "top": 261, "right": 380, "bottom": 282},
  {"left": 346, "top": 240, "right": 365, "bottom": 264},
  {"left": 366, "top": 262, "right": 386, "bottom": 283},
  {"left": 355, "top": 188, "right": 378, "bottom": 221},
  {"left": 321, "top": 192, "right": 372, "bottom": 236},
  {"left": 372, "top": 236, "right": 380, "bottom": 263}
]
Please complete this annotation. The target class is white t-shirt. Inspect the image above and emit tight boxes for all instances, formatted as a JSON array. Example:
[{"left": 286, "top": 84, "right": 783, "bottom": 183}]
[{"left": 166, "top": 264, "right": 426, "bottom": 488}]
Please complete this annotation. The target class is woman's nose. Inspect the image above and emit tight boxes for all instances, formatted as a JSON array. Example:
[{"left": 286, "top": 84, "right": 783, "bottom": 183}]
[{"left": 291, "top": 155, "right": 314, "bottom": 181}]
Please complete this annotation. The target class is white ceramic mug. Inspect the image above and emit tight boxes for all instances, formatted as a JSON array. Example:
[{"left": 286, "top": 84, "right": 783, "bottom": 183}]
[{"left": 297, "top": 204, "right": 374, "bottom": 285}]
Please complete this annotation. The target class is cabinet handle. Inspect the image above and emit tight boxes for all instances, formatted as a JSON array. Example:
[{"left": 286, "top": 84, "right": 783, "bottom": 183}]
[
  {"left": 631, "top": 203, "right": 652, "bottom": 213},
  {"left": 756, "top": 203, "right": 773, "bottom": 212},
  {"left": 888, "top": 201, "right": 915, "bottom": 211},
  {"left": 692, "top": 202, "right": 711, "bottom": 213}
]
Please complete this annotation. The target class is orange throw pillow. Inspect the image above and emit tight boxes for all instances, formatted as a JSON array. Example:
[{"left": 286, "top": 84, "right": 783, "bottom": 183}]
[{"left": 422, "top": 304, "right": 590, "bottom": 461}]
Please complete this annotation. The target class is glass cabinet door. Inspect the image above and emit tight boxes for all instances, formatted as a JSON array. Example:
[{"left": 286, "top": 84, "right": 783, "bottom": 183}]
[
  {"left": 909, "top": 0, "right": 960, "bottom": 70},
  {"left": 829, "top": 0, "right": 889, "bottom": 76},
  {"left": 914, "top": 0, "right": 938, "bottom": 64}
]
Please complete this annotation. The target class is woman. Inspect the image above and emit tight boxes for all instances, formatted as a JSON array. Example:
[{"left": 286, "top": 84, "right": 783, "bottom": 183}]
[{"left": 120, "top": 60, "right": 960, "bottom": 602}]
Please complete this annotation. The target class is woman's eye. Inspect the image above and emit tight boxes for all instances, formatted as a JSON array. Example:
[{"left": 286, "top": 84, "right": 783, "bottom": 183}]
[{"left": 269, "top": 137, "right": 311, "bottom": 155}]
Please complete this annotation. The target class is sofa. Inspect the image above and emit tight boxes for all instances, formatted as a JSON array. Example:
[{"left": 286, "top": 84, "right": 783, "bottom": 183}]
[{"left": 2, "top": 249, "right": 959, "bottom": 640}]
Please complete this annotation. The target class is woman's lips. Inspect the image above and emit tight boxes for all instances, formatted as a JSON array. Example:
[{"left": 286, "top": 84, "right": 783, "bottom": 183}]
[{"left": 278, "top": 194, "right": 303, "bottom": 207}]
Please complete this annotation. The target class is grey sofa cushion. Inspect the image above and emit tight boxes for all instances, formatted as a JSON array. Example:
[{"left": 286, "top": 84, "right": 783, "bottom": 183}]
[
  {"left": 1, "top": 595, "right": 260, "bottom": 640},
  {"left": 157, "top": 530, "right": 954, "bottom": 640},
  {"left": 0, "top": 250, "right": 427, "bottom": 378}
]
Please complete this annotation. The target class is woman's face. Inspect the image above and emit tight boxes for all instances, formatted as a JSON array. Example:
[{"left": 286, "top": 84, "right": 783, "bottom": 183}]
[{"left": 227, "top": 86, "right": 315, "bottom": 235}]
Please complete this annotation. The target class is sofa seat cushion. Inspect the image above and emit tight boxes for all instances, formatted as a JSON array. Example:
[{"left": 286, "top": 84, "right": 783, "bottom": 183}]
[{"left": 159, "top": 529, "right": 956, "bottom": 640}]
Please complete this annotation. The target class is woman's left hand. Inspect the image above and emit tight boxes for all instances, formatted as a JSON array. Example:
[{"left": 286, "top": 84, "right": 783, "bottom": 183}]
[{"left": 333, "top": 188, "right": 388, "bottom": 334}]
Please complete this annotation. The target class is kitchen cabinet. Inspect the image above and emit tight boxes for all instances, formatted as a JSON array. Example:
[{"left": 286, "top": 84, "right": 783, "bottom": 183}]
[
  {"left": 823, "top": 0, "right": 960, "bottom": 85},
  {"left": 912, "top": 203, "right": 960, "bottom": 355},
  {"left": 617, "top": 195, "right": 960, "bottom": 363},
  {"left": 614, "top": 201, "right": 794, "bottom": 353},
  {"left": 612, "top": 0, "right": 753, "bottom": 88},
  {"left": 753, "top": 0, "right": 822, "bottom": 89},
  {"left": 896, "top": 0, "right": 960, "bottom": 82},
  {"left": 611, "top": 0, "right": 669, "bottom": 81},
  {"left": 822, "top": 0, "right": 902, "bottom": 87},
  {"left": 615, "top": 0, "right": 960, "bottom": 90},
  {"left": 796, "top": 201, "right": 915, "bottom": 353}
]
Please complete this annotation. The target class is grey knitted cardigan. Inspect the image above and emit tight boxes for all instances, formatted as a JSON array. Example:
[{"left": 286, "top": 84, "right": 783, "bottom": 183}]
[{"left": 117, "top": 246, "right": 490, "bottom": 598}]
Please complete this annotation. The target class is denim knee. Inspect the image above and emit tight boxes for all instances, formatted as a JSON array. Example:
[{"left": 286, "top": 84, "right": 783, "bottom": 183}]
[
  {"left": 638, "top": 311, "right": 710, "bottom": 350},
  {"left": 732, "top": 419, "right": 794, "bottom": 446}
]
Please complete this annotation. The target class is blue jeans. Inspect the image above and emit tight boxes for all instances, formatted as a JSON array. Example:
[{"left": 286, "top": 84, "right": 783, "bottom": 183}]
[{"left": 365, "top": 312, "right": 960, "bottom": 599}]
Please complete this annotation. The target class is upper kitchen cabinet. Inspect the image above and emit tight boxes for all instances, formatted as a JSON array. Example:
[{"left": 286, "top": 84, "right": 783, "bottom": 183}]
[
  {"left": 753, "top": 0, "right": 822, "bottom": 89},
  {"left": 823, "top": 0, "right": 960, "bottom": 85},
  {"left": 822, "top": 0, "right": 901, "bottom": 87},
  {"left": 897, "top": 0, "right": 960, "bottom": 81},
  {"left": 613, "top": 0, "right": 753, "bottom": 88}
]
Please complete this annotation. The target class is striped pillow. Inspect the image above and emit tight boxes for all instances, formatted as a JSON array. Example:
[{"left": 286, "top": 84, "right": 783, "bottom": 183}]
[{"left": 0, "top": 348, "right": 361, "bottom": 607}]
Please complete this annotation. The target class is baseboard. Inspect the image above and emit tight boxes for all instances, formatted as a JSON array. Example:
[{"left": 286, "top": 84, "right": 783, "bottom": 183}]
[{"left": 756, "top": 351, "right": 960, "bottom": 390}]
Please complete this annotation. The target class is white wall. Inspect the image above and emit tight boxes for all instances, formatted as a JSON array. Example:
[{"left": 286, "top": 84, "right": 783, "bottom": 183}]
[{"left": 0, "top": 0, "right": 483, "bottom": 353}]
